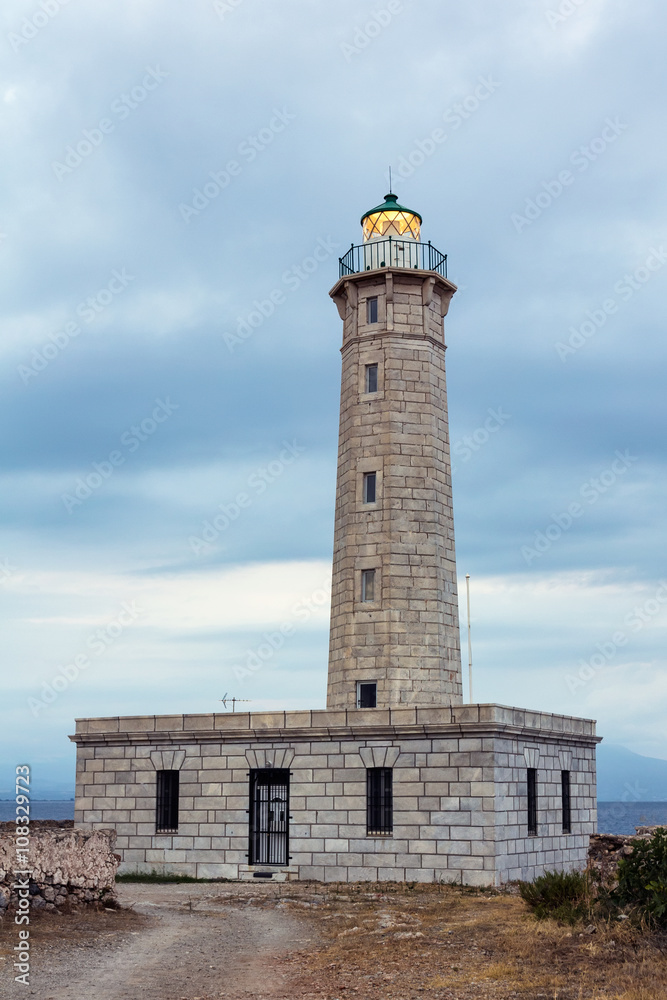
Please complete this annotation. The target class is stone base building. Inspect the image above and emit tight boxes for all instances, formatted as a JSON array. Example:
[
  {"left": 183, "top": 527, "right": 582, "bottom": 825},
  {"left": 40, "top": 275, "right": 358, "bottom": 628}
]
[
  {"left": 71, "top": 193, "right": 599, "bottom": 885},
  {"left": 72, "top": 704, "right": 597, "bottom": 885}
]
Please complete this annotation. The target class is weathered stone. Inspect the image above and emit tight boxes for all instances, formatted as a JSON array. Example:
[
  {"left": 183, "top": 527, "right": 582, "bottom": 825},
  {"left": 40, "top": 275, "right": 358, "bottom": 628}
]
[{"left": 0, "top": 827, "right": 119, "bottom": 911}]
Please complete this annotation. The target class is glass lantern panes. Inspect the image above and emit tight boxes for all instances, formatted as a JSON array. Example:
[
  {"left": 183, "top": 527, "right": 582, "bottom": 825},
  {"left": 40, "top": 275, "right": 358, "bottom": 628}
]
[{"left": 362, "top": 209, "right": 421, "bottom": 241}]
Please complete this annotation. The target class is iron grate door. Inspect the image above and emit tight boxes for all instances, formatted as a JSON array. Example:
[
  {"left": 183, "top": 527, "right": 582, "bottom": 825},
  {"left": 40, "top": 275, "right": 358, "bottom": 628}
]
[{"left": 249, "top": 769, "right": 290, "bottom": 866}]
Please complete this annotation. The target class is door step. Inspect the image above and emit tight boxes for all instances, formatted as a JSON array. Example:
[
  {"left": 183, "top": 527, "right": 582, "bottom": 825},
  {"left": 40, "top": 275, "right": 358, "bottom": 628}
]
[{"left": 238, "top": 864, "right": 299, "bottom": 882}]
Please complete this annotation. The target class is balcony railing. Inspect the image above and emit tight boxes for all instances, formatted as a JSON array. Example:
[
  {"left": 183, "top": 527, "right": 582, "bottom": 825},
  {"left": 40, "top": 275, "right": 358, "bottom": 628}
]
[{"left": 339, "top": 238, "right": 447, "bottom": 279}]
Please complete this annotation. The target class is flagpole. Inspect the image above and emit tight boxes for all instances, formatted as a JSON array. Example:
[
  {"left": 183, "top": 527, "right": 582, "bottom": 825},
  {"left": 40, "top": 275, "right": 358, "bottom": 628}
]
[{"left": 465, "top": 574, "right": 473, "bottom": 704}]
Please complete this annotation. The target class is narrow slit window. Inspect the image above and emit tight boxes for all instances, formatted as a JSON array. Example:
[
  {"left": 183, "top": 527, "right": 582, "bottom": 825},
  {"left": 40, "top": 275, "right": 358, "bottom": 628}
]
[
  {"left": 357, "top": 681, "right": 377, "bottom": 708},
  {"left": 367, "top": 768, "right": 393, "bottom": 835},
  {"left": 361, "top": 568, "right": 376, "bottom": 603},
  {"left": 365, "top": 364, "right": 378, "bottom": 394},
  {"left": 561, "top": 770, "right": 572, "bottom": 833},
  {"left": 363, "top": 472, "right": 377, "bottom": 504},
  {"left": 527, "top": 767, "right": 537, "bottom": 836},
  {"left": 156, "top": 770, "right": 179, "bottom": 833},
  {"left": 367, "top": 296, "right": 378, "bottom": 324}
]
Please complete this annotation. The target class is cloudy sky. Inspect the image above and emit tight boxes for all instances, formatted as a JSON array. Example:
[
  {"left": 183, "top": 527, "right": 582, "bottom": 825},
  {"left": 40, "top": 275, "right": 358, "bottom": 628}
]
[{"left": 1, "top": 0, "right": 666, "bottom": 796}]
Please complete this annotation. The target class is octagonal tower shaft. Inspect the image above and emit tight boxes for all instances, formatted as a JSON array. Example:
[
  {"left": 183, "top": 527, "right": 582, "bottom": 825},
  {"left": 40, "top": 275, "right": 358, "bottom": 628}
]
[{"left": 326, "top": 266, "right": 463, "bottom": 710}]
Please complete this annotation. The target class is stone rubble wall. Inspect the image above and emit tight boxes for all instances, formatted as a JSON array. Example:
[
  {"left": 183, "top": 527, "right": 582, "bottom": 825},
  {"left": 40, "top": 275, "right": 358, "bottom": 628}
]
[
  {"left": 588, "top": 825, "right": 666, "bottom": 879},
  {"left": 0, "top": 825, "right": 119, "bottom": 915}
]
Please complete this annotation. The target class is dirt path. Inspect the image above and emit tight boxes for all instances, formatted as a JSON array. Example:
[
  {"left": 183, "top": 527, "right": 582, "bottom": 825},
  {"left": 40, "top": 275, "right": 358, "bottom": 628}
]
[
  {"left": 0, "top": 883, "right": 315, "bottom": 1000},
  {"left": 4, "top": 880, "right": 665, "bottom": 999}
]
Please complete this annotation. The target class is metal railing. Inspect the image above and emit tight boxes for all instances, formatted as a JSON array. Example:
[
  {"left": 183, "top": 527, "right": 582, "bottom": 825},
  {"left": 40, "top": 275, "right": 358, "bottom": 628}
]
[{"left": 339, "top": 237, "right": 447, "bottom": 278}]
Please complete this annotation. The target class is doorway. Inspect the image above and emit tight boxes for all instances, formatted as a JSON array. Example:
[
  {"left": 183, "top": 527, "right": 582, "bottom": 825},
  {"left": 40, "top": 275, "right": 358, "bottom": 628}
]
[{"left": 248, "top": 768, "right": 290, "bottom": 865}]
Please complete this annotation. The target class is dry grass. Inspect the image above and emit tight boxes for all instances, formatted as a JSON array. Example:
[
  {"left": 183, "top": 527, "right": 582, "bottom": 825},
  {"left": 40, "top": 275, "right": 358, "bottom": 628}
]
[
  {"left": 277, "top": 882, "right": 667, "bottom": 1000},
  {"left": 2, "top": 883, "right": 665, "bottom": 999}
]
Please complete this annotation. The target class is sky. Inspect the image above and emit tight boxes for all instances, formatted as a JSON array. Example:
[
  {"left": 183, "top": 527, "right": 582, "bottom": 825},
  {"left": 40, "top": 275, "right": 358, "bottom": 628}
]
[{"left": 1, "top": 0, "right": 666, "bottom": 797}]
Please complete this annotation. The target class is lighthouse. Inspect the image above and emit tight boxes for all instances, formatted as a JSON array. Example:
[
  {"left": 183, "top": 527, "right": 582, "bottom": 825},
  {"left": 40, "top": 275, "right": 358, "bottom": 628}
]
[
  {"left": 327, "top": 193, "right": 463, "bottom": 710},
  {"left": 71, "top": 190, "right": 599, "bottom": 887}
]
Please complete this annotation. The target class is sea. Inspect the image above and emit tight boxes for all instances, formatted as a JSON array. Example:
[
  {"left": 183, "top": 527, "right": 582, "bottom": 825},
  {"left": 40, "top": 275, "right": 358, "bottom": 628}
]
[
  {"left": 1, "top": 799, "right": 666, "bottom": 834},
  {"left": 0, "top": 800, "right": 75, "bottom": 822},
  {"left": 597, "top": 801, "right": 667, "bottom": 835}
]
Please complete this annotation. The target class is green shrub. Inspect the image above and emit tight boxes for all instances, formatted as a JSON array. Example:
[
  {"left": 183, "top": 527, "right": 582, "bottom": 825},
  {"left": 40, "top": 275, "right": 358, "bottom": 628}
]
[
  {"left": 615, "top": 827, "right": 667, "bottom": 928},
  {"left": 519, "top": 869, "right": 594, "bottom": 924}
]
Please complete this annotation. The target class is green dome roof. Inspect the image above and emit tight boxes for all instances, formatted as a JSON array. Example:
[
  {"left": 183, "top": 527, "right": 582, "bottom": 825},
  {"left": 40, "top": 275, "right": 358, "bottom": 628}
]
[{"left": 360, "top": 192, "right": 422, "bottom": 225}]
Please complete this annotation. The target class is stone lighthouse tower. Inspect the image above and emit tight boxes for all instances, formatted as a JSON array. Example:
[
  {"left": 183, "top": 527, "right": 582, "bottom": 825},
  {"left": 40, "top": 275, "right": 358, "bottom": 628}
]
[
  {"left": 73, "top": 189, "right": 599, "bottom": 887},
  {"left": 327, "top": 193, "right": 463, "bottom": 710}
]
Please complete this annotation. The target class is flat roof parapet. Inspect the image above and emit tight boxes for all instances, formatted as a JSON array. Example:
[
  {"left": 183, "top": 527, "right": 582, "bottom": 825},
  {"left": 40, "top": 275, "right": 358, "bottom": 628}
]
[{"left": 71, "top": 704, "right": 598, "bottom": 746}]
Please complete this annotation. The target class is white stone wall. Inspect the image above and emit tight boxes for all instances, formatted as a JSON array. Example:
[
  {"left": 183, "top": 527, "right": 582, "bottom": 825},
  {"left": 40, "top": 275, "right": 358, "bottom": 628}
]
[
  {"left": 72, "top": 706, "right": 598, "bottom": 886},
  {"left": 493, "top": 738, "right": 597, "bottom": 882}
]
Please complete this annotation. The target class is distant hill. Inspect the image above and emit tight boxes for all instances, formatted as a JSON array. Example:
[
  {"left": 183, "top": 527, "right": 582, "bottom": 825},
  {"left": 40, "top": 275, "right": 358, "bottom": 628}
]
[{"left": 597, "top": 744, "right": 667, "bottom": 802}]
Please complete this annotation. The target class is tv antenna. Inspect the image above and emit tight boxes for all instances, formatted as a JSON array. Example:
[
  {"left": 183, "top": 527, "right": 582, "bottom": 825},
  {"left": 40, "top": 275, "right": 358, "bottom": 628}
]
[{"left": 219, "top": 693, "right": 251, "bottom": 713}]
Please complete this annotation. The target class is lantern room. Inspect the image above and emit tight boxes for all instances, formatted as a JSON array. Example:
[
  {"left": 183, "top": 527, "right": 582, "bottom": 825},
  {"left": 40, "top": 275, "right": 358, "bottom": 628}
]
[
  {"left": 359, "top": 192, "right": 424, "bottom": 272},
  {"left": 338, "top": 192, "right": 448, "bottom": 279},
  {"left": 360, "top": 192, "right": 422, "bottom": 242}
]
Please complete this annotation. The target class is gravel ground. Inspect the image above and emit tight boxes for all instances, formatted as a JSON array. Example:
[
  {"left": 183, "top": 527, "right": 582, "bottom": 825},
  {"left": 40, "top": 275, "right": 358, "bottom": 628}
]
[{"left": 0, "top": 882, "right": 316, "bottom": 1000}]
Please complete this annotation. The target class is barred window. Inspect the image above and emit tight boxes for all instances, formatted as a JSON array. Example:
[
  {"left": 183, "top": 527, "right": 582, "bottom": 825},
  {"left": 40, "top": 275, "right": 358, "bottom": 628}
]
[
  {"left": 367, "top": 767, "right": 392, "bottom": 835},
  {"left": 156, "top": 770, "right": 179, "bottom": 833},
  {"left": 561, "top": 770, "right": 572, "bottom": 833},
  {"left": 527, "top": 767, "right": 537, "bottom": 836}
]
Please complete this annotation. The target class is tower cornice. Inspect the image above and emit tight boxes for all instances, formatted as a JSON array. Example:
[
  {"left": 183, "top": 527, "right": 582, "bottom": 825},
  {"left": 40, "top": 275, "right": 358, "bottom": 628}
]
[
  {"left": 340, "top": 330, "right": 448, "bottom": 355},
  {"left": 329, "top": 267, "right": 457, "bottom": 322}
]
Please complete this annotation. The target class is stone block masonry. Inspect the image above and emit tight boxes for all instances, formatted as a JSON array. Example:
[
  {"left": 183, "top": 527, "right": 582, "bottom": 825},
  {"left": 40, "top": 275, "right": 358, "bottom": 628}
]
[
  {"left": 327, "top": 267, "right": 462, "bottom": 710},
  {"left": 70, "top": 704, "right": 598, "bottom": 886},
  {"left": 0, "top": 825, "right": 119, "bottom": 914}
]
